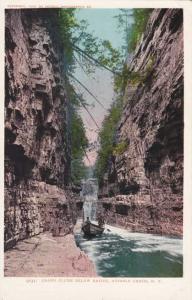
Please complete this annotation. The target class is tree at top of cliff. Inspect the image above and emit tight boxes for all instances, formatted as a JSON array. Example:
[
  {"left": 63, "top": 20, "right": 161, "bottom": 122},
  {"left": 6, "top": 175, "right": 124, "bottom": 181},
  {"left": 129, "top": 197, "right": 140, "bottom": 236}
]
[
  {"left": 57, "top": 8, "right": 153, "bottom": 94},
  {"left": 113, "top": 9, "right": 153, "bottom": 93},
  {"left": 57, "top": 8, "right": 154, "bottom": 183},
  {"left": 94, "top": 9, "right": 153, "bottom": 182},
  {"left": 128, "top": 9, "right": 153, "bottom": 52},
  {"left": 57, "top": 8, "right": 123, "bottom": 125},
  {"left": 58, "top": 8, "right": 124, "bottom": 75},
  {"left": 115, "top": 9, "right": 152, "bottom": 54}
]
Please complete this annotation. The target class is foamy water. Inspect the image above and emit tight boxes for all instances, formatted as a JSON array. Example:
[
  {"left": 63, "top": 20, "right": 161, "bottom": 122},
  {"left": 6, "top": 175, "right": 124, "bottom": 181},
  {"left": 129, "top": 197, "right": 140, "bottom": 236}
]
[{"left": 75, "top": 224, "right": 183, "bottom": 277}]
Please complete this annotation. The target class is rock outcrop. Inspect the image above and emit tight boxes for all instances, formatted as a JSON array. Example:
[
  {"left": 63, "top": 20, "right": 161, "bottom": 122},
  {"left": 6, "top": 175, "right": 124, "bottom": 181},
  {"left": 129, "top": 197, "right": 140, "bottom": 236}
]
[
  {"left": 99, "top": 9, "right": 183, "bottom": 237},
  {"left": 4, "top": 9, "right": 75, "bottom": 250},
  {"left": 4, "top": 232, "right": 97, "bottom": 277}
]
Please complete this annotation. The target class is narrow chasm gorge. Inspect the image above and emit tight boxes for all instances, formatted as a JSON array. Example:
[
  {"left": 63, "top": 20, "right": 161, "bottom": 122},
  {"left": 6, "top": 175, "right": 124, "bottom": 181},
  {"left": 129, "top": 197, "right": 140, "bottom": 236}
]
[
  {"left": 4, "top": 8, "right": 184, "bottom": 279},
  {"left": 4, "top": 9, "right": 95, "bottom": 276},
  {"left": 98, "top": 9, "right": 183, "bottom": 237}
]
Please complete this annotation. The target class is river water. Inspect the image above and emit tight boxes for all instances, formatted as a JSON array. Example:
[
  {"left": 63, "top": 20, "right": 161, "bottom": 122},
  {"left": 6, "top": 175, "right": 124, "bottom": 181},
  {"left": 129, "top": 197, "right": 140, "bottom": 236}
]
[{"left": 75, "top": 224, "right": 183, "bottom": 277}]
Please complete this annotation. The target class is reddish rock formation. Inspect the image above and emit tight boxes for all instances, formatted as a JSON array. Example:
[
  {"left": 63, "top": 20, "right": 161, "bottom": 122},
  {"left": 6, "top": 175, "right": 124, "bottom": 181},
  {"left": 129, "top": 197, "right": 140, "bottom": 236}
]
[
  {"left": 4, "top": 232, "right": 97, "bottom": 277},
  {"left": 4, "top": 9, "right": 76, "bottom": 250},
  {"left": 99, "top": 9, "right": 183, "bottom": 237}
]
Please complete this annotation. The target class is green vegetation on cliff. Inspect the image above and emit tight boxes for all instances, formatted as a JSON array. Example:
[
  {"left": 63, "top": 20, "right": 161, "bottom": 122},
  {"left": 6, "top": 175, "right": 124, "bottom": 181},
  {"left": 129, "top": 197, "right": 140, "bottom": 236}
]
[
  {"left": 71, "top": 108, "right": 88, "bottom": 185},
  {"left": 95, "top": 9, "right": 153, "bottom": 183},
  {"left": 128, "top": 9, "right": 152, "bottom": 52},
  {"left": 57, "top": 8, "right": 125, "bottom": 184},
  {"left": 114, "top": 9, "right": 153, "bottom": 93},
  {"left": 95, "top": 96, "right": 123, "bottom": 183},
  {"left": 114, "top": 55, "right": 155, "bottom": 93},
  {"left": 58, "top": 8, "right": 123, "bottom": 74},
  {"left": 56, "top": 9, "right": 153, "bottom": 184},
  {"left": 115, "top": 9, "right": 152, "bottom": 53}
]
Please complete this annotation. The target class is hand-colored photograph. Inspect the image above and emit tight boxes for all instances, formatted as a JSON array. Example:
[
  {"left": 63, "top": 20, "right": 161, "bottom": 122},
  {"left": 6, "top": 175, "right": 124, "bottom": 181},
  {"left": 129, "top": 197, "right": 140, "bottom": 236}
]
[{"left": 4, "top": 8, "right": 183, "bottom": 277}]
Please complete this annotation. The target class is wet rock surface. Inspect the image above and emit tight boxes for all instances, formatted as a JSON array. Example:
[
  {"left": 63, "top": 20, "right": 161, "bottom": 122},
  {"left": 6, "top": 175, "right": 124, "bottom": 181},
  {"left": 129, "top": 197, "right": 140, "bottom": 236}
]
[{"left": 99, "top": 9, "right": 183, "bottom": 237}]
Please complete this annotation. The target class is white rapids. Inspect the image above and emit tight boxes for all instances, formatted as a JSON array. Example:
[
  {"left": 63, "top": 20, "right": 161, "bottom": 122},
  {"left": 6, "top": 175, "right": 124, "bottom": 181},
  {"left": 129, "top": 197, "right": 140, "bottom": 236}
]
[{"left": 75, "top": 222, "right": 183, "bottom": 277}]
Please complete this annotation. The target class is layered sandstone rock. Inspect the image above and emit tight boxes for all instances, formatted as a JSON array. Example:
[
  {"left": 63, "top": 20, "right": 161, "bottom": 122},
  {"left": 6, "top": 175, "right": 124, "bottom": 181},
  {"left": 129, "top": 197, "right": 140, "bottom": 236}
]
[
  {"left": 4, "top": 233, "right": 97, "bottom": 277},
  {"left": 4, "top": 9, "right": 75, "bottom": 250},
  {"left": 99, "top": 9, "right": 183, "bottom": 237}
]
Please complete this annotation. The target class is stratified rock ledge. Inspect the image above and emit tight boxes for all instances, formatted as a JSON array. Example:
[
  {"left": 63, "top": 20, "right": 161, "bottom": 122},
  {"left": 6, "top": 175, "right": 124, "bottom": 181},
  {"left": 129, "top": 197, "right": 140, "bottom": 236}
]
[
  {"left": 4, "top": 232, "right": 97, "bottom": 277},
  {"left": 98, "top": 9, "right": 183, "bottom": 238}
]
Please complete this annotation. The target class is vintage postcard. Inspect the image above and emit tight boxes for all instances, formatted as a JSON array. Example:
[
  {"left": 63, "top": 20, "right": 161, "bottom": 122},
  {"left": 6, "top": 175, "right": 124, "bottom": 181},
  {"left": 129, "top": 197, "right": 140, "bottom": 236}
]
[{"left": 0, "top": 0, "right": 192, "bottom": 299}]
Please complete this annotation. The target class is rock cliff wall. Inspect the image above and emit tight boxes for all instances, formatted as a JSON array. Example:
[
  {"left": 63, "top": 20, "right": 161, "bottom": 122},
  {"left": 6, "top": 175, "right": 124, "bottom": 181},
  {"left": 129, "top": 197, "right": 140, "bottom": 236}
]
[
  {"left": 4, "top": 9, "right": 76, "bottom": 250},
  {"left": 99, "top": 9, "right": 183, "bottom": 237}
]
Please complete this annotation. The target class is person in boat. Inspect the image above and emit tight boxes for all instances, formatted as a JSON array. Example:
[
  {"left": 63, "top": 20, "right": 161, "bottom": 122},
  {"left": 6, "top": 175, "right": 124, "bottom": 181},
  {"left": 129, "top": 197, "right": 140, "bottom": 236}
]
[
  {"left": 98, "top": 215, "right": 105, "bottom": 227},
  {"left": 85, "top": 217, "right": 91, "bottom": 224}
]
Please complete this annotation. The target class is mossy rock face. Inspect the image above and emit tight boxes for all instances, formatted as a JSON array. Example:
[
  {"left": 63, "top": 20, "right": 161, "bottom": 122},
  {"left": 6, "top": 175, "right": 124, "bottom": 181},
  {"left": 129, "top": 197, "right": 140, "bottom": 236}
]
[
  {"left": 113, "top": 141, "right": 128, "bottom": 156},
  {"left": 127, "top": 71, "right": 144, "bottom": 86},
  {"left": 114, "top": 55, "right": 156, "bottom": 92},
  {"left": 127, "top": 56, "right": 155, "bottom": 86}
]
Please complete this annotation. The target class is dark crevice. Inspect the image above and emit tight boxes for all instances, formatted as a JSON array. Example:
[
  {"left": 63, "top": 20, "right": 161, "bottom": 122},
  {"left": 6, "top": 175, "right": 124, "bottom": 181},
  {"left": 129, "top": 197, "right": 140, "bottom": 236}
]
[
  {"left": 103, "top": 203, "right": 112, "bottom": 210},
  {"left": 28, "top": 37, "right": 38, "bottom": 47},
  {"left": 5, "top": 144, "right": 35, "bottom": 181},
  {"left": 169, "top": 10, "right": 183, "bottom": 34},
  {"left": 5, "top": 27, "right": 16, "bottom": 51},
  {"left": 115, "top": 204, "right": 129, "bottom": 216},
  {"left": 76, "top": 202, "right": 83, "bottom": 210},
  {"left": 118, "top": 180, "right": 140, "bottom": 195},
  {"left": 43, "top": 43, "right": 49, "bottom": 53},
  {"left": 5, "top": 128, "right": 16, "bottom": 144}
]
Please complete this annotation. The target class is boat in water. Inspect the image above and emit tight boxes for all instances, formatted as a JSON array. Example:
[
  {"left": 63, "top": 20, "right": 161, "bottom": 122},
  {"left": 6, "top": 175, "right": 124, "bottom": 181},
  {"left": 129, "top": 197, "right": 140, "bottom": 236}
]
[
  {"left": 82, "top": 221, "right": 104, "bottom": 237},
  {"left": 81, "top": 178, "right": 105, "bottom": 237}
]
